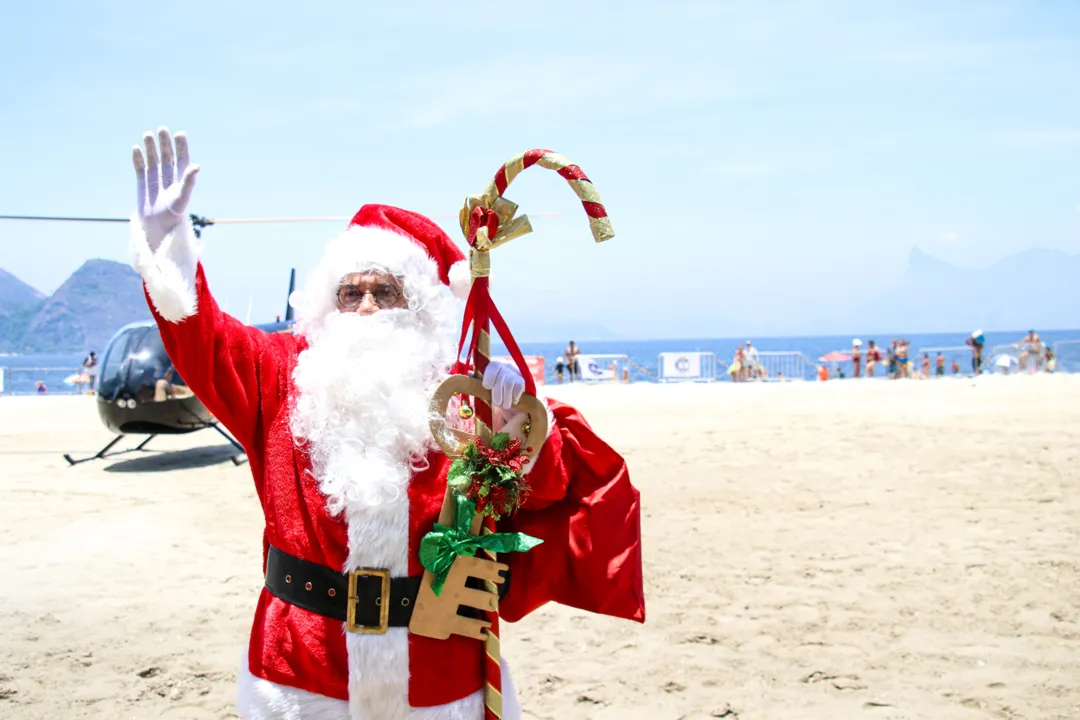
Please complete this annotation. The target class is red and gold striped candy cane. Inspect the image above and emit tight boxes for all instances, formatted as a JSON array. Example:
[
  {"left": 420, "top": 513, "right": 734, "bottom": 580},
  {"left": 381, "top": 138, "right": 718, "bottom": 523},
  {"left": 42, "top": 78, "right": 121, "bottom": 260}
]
[
  {"left": 459, "top": 149, "right": 615, "bottom": 252},
  {"left": 456, "top": 149, "right": 614, "bottom": 720}
]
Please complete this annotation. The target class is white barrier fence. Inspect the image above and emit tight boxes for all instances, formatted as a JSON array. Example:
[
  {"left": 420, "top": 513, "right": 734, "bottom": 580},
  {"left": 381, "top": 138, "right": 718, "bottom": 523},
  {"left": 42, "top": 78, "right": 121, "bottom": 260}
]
[
  {"left": 986, "top": 342, "right": 1056, "bottom": 374},
  {"left": 753, "top": 351, "right": 815, "bottom": 381},
  {"left": 1054, "top": 340, "right": 1080, "bottom": 373},
  {"left": 657, "top": 352, "right": 718, "bottom": 382}
]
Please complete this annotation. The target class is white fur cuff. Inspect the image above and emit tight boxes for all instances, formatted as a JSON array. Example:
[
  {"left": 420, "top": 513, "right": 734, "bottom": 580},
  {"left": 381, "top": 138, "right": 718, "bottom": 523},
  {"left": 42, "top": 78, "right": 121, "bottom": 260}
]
[{"left": 129, "top": 214, "right": 202, "bottom": 323}]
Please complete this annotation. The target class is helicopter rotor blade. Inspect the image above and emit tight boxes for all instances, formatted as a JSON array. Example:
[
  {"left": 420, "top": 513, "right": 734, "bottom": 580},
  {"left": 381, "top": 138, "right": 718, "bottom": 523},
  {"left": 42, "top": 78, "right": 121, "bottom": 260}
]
[
  {"left": 209, "top": 216, "right": 350, "bottom": 224},
  {"left": 210, "top": 212, "right": 565, "bottom": 223},
  {"left": 0, "top": 214, "right": 129, "bottom": 223},
  {"left": 0, "top": 211, "right": 566, "bottom": 225}
]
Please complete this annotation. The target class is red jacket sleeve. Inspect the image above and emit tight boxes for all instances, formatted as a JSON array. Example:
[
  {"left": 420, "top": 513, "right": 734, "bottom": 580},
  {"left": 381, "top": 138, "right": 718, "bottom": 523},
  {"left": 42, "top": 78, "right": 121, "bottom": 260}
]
[
  {"left": 499, "top": 398, "right": 645, "bottom": 624},
  {"left": 146, "top": 262, "right": 297, "bottom": 453}
]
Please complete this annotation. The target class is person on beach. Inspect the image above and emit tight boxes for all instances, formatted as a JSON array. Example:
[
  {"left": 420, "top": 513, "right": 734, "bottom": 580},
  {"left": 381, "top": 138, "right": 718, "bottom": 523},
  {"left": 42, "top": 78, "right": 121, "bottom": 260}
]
[
  {"left": 1014, "top": 330, "right": 1042, "bottom": 373},
  {"left": 852, "top": 339, "right": 862, "bottom": 378},
  {"left": 744, "top": 341, "right": 759, "bottom": 378},
  {"left": 127, "top": 126, "right": 643, "bottom": 719},
  {"left": 565, "top": 340, "right": 582, "bottom": 382},
  {"left": 935, "top": 352, "right": 945, "bottom": 378},
  {"left": 967, "top": 330, "right": 985, "bottom": 375},
  {"left": 866, "top": 340, "right": 881, "bottom": 377},
  {"left": 896, "top": 339, "right": 911, "bottom": 378},
  {"left": 554, "top": 355, "right": 566, "bottom": 383},
  {"left": 82, "top": 351, "right": 98, "bottom": 391}
]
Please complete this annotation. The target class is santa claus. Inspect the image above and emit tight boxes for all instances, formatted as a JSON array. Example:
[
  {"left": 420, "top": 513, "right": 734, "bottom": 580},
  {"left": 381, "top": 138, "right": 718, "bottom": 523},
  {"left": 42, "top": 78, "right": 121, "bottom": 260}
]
[{"left": 128, "top": 127, "right": 644, "bottom": 719}]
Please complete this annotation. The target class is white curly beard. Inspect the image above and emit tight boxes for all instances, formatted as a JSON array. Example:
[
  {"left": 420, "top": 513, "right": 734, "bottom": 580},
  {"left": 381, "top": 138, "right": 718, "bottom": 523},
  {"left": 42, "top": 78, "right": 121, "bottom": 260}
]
[{"left": 289, "top": 308, "right": 455, "bottom": 535}]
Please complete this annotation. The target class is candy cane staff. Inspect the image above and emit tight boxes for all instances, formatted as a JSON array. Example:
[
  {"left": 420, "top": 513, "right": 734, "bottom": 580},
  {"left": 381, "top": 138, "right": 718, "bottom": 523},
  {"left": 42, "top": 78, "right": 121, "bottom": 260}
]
[
  {"left": 410, "top": 148, "right": 625, "bottom": 720},
  {"left": 127, "top": 127, "right": 645, "bottom": 720}
]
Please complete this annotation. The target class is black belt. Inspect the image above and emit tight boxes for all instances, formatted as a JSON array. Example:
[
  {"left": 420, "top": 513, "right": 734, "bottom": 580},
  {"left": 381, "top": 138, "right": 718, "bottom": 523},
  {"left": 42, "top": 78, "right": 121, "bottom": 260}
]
[{"left": 264, "top": 545, "right": 509, "bottom": 635}]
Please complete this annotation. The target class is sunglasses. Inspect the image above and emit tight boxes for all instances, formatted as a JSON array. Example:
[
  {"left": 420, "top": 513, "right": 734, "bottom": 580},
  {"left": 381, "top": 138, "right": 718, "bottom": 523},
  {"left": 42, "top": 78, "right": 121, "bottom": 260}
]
[{"left": 337, "top": 283, "right": 402, "bottom": 309}]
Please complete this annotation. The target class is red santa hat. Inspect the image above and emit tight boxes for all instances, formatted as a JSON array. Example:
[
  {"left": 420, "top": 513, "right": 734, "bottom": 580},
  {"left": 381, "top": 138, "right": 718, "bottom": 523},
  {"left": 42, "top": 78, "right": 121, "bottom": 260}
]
[
  {"left": 348, "top": 204, "right": 472, "bottom": 301},
  {"left": 289, "top": 204, "right": 473, "bottom": 332}
]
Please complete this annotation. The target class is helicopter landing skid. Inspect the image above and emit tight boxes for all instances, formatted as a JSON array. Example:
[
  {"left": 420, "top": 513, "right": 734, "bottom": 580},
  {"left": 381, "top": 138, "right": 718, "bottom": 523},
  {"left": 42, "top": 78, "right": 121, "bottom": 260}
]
[
  {"left": 63, "top": 434, "right": 157, "bottom": 466},
  {"left": 210, "top": 423, "right": 248, "bottom": 466},
  {"left": 62, "top": 424, "right": 247, "bottom": 467}
]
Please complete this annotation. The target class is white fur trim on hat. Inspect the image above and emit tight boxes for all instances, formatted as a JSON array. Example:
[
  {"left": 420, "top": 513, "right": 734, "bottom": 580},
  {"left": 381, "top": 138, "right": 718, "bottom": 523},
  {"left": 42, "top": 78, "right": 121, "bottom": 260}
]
[
  {"left": 448, "top": 259, "right": 472, "bottom": 300},
  {"left": 293, "top": 224, "right": 456, "bottom": 338},
  {"left": 129, "top": 214, "right": 201, "bottom": 323}
]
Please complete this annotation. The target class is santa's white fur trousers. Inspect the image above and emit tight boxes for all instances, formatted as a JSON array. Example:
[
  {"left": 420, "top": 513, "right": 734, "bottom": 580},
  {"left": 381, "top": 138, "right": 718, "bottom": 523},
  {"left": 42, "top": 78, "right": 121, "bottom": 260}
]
[{"left": 236, "top": 651, "right": 521, "bottom": 720}]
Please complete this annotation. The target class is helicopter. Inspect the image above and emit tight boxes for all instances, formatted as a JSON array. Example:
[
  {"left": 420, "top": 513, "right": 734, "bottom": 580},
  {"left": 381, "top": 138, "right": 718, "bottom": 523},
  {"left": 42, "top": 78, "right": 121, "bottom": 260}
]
[
  {"left": 1, "top": 212, "right": 315, "bottom": 466},
  {"left": 68, "top": 277, "right": 296, "bottom": 466}
]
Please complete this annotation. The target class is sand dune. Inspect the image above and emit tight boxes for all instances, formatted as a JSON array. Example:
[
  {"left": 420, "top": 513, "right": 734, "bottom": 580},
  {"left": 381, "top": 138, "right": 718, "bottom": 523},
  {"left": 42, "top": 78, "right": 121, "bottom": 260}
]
[{"left": 1, "top": 374, "right": 1078, "bottom": 719}]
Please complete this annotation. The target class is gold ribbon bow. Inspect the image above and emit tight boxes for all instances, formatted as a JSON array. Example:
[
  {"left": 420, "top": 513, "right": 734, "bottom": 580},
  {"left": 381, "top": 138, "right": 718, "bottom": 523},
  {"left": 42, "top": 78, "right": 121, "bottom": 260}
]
[{"left": 459, "top": 195, "right": 534, "bottom": 253}]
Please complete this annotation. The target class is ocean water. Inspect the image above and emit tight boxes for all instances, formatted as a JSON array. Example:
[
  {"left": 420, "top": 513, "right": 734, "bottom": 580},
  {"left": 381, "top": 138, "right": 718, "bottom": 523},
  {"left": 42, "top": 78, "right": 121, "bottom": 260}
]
[
  {"left": 501, "top": 329, "right": 1080, "bottom": 383},
  {"left": 0, "top": 352, "right": 90, "bottom": 395},
  {"left": 2, "top": 330, "right": 1078, "bottom": 395}
]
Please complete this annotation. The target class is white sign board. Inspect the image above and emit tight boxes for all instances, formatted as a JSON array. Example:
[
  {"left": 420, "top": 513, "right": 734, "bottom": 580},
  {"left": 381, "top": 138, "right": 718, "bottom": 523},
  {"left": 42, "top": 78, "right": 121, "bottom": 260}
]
[
  {"left": 578, "top": 355, "right": 616, "bottom": 381},
  {"left": 660, "top": 352, "right": 706, "bottom": 379}
]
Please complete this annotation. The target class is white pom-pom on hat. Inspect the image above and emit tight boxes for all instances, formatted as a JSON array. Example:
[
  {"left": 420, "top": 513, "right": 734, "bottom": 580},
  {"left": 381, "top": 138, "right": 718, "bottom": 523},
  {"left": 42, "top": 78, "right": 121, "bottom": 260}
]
[{"left": 448, "top": 259, "right": 472, "bottom": 300}]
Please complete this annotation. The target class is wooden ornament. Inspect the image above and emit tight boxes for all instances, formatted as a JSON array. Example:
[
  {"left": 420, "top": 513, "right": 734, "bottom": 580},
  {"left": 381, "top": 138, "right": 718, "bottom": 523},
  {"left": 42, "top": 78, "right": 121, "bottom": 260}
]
[
  {"left": 413, "top": 376, "right": 546, "bottom": 641},
  {"left": 408, "top": 486, "right": 508, "bottom": 640}
]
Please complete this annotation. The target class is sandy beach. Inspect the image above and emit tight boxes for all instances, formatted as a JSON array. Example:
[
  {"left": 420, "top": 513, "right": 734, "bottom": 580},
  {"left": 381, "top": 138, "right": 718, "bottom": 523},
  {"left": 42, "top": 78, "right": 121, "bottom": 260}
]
[{"left": 1, "top": 374, "right": 1079, "bottom": 719}]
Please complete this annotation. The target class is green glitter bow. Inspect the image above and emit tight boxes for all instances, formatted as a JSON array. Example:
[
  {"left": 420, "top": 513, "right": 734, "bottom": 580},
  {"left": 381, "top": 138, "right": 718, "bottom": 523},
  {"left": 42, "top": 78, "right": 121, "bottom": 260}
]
[{"left": 419, "top": 493, "right": 543, "bottom": 596}]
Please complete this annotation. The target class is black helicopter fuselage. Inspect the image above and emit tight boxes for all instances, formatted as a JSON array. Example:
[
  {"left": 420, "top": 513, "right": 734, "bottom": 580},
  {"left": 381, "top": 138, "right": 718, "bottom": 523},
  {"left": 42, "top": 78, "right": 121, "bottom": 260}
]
[{"left": 95, "top": 319, "right": 294, "bottom": 435}]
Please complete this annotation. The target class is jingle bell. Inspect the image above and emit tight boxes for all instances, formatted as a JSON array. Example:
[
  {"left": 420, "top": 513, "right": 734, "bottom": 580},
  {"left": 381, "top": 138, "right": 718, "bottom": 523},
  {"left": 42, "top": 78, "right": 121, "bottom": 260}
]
[{"left": 459, "top": 403, "right": 474, "bottom": 420}]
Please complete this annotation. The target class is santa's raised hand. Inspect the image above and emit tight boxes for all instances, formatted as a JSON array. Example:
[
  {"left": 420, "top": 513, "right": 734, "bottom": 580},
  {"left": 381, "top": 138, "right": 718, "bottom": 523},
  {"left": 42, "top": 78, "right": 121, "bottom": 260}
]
[{"left": 132, "top": 127, "right": 200, "bottom": 252}]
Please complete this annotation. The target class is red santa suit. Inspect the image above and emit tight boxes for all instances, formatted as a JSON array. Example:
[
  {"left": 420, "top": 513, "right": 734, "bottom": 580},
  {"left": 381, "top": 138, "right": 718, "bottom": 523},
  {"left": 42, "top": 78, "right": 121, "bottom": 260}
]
[{"left": 130, "top": 203, "right": 644, "bottom": 719}]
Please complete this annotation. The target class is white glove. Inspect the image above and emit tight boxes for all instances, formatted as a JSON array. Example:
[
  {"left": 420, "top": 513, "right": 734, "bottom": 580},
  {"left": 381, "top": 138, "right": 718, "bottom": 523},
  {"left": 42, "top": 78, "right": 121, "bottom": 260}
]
[
  {"left": 133, "top": 127, "right": 200, "bottom": 252},
  {"left": 482, "top": 360, "right": 526, "bottom": 410}
]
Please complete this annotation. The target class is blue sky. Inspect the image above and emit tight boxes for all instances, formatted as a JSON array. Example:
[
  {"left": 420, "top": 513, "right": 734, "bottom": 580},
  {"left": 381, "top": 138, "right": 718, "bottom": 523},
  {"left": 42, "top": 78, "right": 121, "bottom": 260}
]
[{"left": 2, "top": 0, "right": 1079, "bottom": 338}]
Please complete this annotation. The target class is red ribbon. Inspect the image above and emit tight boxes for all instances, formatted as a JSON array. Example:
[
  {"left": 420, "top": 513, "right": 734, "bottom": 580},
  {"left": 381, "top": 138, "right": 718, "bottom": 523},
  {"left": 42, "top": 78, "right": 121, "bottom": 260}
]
[{"left": 454, "top": 276, "right": 537, "bottom": 399}]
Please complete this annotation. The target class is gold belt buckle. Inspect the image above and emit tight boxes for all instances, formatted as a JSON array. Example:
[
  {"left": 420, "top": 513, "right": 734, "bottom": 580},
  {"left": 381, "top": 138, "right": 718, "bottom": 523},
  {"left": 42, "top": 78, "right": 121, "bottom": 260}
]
[{"left": 346, "top": 567, "right": 391, "bottom": 634}]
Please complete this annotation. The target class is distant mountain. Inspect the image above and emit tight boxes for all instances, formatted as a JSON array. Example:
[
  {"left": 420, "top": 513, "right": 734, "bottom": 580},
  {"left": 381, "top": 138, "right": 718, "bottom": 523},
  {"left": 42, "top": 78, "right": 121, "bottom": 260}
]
[
  {"left": 0, "top": 269, "right": 44, "bottom": 309},
  {"left": 845, "top": 246, "right": 1080, "bottom": 335},
  {"left": 0, "top": 260, "right": 150, "bottom": 353},
  {"left": 0, "top": 269, "right": 46, "bottom": 353}
]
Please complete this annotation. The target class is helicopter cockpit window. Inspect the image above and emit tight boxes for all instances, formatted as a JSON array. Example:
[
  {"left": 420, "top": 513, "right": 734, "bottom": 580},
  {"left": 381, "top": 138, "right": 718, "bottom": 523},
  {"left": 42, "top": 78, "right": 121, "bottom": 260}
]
[
  {"left": 132, "top": 329, "right": 195, "bottom": 403},
  {"left": 98, "top": 326, "right": 151, "bottom": 400}
]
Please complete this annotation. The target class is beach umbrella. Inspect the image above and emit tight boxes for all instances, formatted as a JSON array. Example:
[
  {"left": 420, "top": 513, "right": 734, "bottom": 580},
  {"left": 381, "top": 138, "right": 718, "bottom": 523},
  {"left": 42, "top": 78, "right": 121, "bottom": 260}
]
[{"left": 819, "top": 351, "right": 851, "bottom": 363}]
